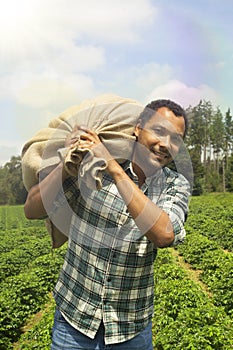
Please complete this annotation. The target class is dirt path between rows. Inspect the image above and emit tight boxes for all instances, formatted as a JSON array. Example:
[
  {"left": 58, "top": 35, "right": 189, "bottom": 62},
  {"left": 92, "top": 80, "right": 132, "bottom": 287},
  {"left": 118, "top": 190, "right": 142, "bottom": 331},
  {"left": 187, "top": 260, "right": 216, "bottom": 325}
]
[
  {"left": 169, "top": 248, "right": 213, "bottom": 298},
  {"left": 13, "top": 293, "right": 54, "bottom": 349}
]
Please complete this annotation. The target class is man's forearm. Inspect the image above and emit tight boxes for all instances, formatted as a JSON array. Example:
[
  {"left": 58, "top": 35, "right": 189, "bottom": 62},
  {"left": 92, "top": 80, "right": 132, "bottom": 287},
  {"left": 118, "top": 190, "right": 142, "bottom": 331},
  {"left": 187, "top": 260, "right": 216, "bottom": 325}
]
[
  {"left": 24, "top": 162, "right": 66, "bottom": 219},
  {"left": 107, "top": 159, "right": 174, "bottom": 247}
]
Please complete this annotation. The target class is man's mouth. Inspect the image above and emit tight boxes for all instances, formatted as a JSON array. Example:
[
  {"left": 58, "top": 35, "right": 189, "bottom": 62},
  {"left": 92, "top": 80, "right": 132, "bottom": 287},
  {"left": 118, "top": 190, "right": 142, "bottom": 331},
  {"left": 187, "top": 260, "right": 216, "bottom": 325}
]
[{"left": 151, "top": 149, "right": 169, "bottom": 160}]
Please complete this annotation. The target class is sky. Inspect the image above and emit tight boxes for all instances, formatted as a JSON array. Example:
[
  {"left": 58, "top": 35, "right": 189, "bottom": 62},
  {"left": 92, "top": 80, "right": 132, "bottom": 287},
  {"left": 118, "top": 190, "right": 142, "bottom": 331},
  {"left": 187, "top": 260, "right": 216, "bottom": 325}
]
[{"left": 0, "top": 0, "right": 232, "bottom": 166}]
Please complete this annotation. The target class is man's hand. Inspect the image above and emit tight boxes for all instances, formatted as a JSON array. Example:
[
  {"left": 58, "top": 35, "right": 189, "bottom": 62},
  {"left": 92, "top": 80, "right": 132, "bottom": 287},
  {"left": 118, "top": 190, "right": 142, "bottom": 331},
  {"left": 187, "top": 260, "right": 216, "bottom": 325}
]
[
  {"left": 69, "top": 126, "right": 113, "bottom": 165},
  {"left": 65, "top": 125, "right": 86, "bottom": 148}
]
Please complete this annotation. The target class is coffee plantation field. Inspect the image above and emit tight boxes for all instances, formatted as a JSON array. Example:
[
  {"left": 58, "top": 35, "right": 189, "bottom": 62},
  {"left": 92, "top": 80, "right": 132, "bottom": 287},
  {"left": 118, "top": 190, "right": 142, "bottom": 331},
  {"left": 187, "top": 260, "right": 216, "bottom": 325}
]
[{"left": 0, "top": 194, "right": 233, "bottom": 349}]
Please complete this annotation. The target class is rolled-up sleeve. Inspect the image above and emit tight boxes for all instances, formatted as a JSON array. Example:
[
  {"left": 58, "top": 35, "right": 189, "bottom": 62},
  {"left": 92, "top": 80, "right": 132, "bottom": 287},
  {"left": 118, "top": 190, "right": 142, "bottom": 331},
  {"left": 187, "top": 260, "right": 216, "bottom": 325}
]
[{"left": 156, "top": 171, "right": 191, "bottom": 246}]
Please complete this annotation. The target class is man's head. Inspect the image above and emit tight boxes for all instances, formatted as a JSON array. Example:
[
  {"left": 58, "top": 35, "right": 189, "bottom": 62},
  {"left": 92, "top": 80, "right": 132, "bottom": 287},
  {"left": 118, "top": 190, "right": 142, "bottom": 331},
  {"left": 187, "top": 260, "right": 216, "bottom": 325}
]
[
  {"left": 139, "top": 99, "right": 188, "bottom": 138},
  {"left": 132, "top": 99, "right": 187, "bottom": 180}
]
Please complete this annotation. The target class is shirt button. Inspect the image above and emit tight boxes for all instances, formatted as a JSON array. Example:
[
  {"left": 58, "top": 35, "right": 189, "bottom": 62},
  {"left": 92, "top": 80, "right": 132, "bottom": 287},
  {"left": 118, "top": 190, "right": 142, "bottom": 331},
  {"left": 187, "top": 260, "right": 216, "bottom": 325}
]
[{"left": 107, "top": 277, "right": 111, "bottom": 282}]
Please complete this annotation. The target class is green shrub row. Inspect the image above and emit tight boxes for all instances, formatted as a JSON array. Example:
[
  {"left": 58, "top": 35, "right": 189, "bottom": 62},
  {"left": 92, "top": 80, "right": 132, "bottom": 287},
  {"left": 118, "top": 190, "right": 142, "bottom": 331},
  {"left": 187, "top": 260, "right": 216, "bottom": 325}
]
[
  {"left": 186, "top": 194, "right": 233, "bottom": 251},
  {"left": 0, "top": 250, "right": 65, "bottom": 349},
  {"left": 13, "top": 302, "right": 55, "bottom": 350},
  {"left": 176, "top": 232, "right": 233, "bottom": 315},
  {"left": 153, "top": 249, "right": 233, "bottom": 349},
  {"left": 0, "top": 205, "right": 45, "bottom": 231},
  {"left": 0, "top": 237, "right": 52, "bottom": 281},
  {"left": 0, "top": 227, "right": 48, "bottom": 254},
  {"left": 15, "top": 248, "right": 233, "bottom": 350}
]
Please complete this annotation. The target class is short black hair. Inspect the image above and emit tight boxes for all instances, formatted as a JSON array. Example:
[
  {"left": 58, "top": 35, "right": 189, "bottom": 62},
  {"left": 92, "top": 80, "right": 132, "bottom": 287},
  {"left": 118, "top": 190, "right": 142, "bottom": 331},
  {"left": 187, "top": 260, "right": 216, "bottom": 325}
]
[{"left": 139, "top": 99, "right": 188, "bottom": 138}]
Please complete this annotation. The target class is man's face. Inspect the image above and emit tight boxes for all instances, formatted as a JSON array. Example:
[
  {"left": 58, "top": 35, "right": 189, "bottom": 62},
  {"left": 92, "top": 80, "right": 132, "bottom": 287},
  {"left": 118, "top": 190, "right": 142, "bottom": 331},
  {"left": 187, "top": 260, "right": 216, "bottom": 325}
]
[{"left": 133, "top": 107, "right": 185, "bottom": 176}]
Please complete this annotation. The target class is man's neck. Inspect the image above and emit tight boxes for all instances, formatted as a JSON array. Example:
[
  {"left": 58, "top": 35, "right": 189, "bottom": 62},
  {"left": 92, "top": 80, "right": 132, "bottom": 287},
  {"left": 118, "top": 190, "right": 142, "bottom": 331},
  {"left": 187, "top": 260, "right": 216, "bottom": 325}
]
[{"left": 132, "top": 162, "right": 146, "bottom": 188}]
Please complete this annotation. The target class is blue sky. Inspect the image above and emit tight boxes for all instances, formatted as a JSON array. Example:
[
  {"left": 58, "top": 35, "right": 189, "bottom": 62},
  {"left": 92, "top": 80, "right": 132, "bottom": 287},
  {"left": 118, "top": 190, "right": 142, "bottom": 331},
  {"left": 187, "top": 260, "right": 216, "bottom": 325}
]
[{"left": 0, "top": 0, "right": 232, "bottom": 165}]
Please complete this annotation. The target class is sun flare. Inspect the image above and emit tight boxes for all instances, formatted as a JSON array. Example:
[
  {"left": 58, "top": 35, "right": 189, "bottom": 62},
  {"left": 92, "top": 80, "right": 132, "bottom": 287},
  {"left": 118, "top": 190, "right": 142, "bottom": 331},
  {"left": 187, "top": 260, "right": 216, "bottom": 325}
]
[{"left": 0, "top": 0, "right": 38, "bottom": 53}]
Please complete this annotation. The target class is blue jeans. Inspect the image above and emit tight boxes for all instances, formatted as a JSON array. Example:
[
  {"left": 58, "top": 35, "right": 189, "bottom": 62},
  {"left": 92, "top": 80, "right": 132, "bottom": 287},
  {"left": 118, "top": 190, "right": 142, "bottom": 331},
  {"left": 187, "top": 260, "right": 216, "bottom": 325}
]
[{"left": 51, "top": 308, "right": 153, "bottom": 350}]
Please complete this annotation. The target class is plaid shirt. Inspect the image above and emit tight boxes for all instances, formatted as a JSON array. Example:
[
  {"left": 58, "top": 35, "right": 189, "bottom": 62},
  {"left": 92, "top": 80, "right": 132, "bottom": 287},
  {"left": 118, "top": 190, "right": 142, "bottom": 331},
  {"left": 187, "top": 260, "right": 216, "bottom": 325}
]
[{"left": 52, "top": 162, "right": 190, "bottom": 345}]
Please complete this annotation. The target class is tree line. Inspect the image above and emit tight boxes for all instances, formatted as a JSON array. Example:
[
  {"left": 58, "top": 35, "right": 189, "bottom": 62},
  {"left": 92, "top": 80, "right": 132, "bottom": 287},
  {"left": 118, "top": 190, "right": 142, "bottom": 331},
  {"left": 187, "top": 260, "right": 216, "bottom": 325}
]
[
  {"left": 0, "top": 100, "right": 232, "bottom": 205},
  {"left": 185, "top": 100, "right": 233, "bottom": 195},
  {"left": 0, "top": 156, "right": 27, "bottom": 205}
]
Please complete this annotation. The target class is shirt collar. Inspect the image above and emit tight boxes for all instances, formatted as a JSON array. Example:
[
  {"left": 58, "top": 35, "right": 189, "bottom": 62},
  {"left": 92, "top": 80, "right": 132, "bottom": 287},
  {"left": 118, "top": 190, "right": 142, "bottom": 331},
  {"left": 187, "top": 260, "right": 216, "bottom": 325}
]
[{"left": 123, "top": 160, "right": 163, "bottom": 186}]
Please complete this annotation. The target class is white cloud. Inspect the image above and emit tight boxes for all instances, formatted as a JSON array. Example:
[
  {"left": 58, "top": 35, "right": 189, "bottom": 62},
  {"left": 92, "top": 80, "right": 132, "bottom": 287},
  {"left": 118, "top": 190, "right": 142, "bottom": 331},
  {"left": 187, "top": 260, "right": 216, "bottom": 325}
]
[
  {"left": 134, "top": 63, "right": 175, "bottom": 91},
  {"left": 68, "top": 0, "right": 157, "bottom": 42},
  {"left": 0, "top": 0, "right": 157, "bottom": 105},
  {"left": 0, "top": 0, "right": 158, "bottom": 145},
  {"left": 0, "top": 71, "right": 93, "bottom": 106},
  {"left": 16, "top": 75, "right": 95, "bottom": 109},
  {"left": 145, "top": 80, "right": 222, "bottom": 108},
  {"left": 100, "top": 62, "right": 176, "bottom": 103},
  {"left": 14, "top": 74, "right": 98, "bottom": 139},
  {"left": 0, "top": 0, "right": 157, "bottom": 62}
]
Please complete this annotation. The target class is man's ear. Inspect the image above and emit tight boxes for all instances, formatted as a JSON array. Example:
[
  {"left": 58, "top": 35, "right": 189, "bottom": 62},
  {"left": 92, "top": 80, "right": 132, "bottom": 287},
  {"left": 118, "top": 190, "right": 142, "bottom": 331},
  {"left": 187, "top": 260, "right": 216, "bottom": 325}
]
[{"left": 134, "top": 119, "right": 142, "bottom": 138}]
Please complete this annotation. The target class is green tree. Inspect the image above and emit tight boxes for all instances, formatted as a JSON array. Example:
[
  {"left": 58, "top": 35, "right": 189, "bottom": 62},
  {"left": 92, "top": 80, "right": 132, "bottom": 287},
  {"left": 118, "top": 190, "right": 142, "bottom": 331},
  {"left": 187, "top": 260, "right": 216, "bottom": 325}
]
[
  {"left": 209, "top": 108, "right": 225, "bottom": 191},
  {"left": 0, "top": 166, "right": 12, "bottom": 204},
  {"left": 0, "top": 156, "right": 27, "bottom": 205},
  {"left": 185, "top": 101, "right": 206, "bottom": 195},
  {"left": 225, "top": 154, "right": 233, "bottom": 191}
]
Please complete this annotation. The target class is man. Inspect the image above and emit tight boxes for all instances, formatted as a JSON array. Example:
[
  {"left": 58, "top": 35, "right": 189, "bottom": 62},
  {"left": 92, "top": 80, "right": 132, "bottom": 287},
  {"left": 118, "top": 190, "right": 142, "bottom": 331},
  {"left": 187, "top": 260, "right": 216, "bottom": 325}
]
[{"left": 24, "top": 99, "right": 191, "bottom": 350}]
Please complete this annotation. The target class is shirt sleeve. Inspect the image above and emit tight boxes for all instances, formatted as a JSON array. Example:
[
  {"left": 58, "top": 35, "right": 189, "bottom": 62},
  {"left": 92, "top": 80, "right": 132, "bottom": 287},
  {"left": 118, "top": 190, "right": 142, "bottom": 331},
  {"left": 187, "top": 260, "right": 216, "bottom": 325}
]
[{"left": 156, "top": 171, "right": 191, "bottom": 246}]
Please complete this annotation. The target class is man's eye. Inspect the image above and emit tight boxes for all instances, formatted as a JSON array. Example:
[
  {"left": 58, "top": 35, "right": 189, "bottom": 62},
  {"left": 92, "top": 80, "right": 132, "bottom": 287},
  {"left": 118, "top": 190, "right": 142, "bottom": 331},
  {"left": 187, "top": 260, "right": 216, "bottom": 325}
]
[
  {"left": 153, "top": 128, "right": 163, "bottom": 134},
  {"left": 172, "top": 135, "right": 182, "bottom": 144}
]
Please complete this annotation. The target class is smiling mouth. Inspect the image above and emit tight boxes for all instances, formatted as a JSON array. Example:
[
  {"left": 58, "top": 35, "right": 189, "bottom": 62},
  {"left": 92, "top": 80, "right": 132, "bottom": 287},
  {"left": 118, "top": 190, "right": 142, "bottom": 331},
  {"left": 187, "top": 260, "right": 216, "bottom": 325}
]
[{"left": 151, "top": 149, "right": 169, "bottom": 160}]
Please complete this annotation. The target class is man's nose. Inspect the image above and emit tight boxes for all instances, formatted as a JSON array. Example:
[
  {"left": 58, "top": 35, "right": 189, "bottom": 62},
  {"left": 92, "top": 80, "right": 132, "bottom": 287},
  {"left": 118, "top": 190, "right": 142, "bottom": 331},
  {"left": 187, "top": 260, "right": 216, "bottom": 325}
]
[{"left": 159, "top": 135, "right": 171, "bottom": 148}]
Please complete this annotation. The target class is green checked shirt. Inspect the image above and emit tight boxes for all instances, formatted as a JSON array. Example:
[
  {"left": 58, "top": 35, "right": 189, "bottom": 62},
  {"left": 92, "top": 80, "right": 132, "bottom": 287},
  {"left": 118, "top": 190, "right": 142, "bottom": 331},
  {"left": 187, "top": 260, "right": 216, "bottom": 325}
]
[{"left": 52, "top": 162, "right": 190, "bottom": 345}]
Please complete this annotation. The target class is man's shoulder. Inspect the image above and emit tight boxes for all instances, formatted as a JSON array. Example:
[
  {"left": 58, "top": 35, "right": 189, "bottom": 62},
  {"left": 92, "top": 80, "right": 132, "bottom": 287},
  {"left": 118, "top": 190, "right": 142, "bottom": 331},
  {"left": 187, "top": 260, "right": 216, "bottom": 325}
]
[
  {"left": 162, "top": 167, "right": 191, "bottom": 192},
  {"left": 163, "top": 166, "right": 184, "bottom": 179}
]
